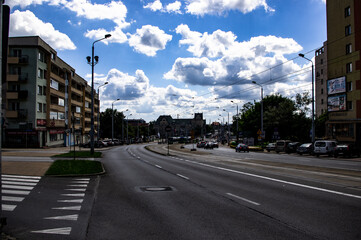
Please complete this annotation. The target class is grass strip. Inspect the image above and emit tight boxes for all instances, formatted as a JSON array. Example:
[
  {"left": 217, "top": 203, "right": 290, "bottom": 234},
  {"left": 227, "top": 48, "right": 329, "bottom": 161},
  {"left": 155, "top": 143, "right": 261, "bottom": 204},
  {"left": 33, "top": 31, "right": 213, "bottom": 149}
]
[
  {"left": 45, "top": 160, "right": 103, "bottom": 176},
  {"left": 54, "top": 151, "right": 102, "bottom": 158}
]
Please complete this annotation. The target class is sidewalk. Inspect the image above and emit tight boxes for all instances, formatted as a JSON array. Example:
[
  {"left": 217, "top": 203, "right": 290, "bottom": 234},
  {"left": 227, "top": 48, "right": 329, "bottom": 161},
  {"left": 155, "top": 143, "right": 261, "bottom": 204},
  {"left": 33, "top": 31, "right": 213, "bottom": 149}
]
[{"left": 1, "top": 147, "right": 70, "bottom": 177}]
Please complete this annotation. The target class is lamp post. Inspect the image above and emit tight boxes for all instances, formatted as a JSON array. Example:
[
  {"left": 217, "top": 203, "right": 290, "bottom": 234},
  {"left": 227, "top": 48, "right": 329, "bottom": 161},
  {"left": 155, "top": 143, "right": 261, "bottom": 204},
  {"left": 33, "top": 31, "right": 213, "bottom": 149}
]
[
  {"left": 112, "top": 98, "right": 120, "bottom": 142},
  {"left": 231, "top": 101, "right": 239, "bottom": 143},
  {"left": 223, "top": 109, "right": 230, "bottom": 144},
  {"left": 299, "top": 53, "right": 315, "bottom": 143},
  {"left": 126, "top": 113, "right": 132, "bottom": 144},
  {"left": 86, "top": 34, "right": 111, "bottom": 155},
  {"left": 121, "top": 109, "right": 128, "bottom": 142},
  {"left": 252, "top": 81, "right": 263, "bottom": 140},
  {"left": 97, "top": 82, "right": 108, "bottom": 141}
]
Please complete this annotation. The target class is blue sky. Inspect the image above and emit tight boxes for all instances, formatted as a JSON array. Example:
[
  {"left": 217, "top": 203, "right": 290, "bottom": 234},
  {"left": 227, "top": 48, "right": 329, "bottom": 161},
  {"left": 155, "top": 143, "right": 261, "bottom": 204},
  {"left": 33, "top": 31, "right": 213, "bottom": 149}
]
[{"left": 8, "top": 0, "right": 326, "bottom": 122}]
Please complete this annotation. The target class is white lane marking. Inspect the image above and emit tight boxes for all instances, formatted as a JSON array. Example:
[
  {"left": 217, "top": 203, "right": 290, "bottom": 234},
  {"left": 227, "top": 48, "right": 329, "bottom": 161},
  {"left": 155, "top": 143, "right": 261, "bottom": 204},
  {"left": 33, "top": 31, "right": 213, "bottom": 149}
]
[
  {"left": 44, "top": 214, "right": 79, "bottom": 221},
  {"left": 65, "top": 188, "right": 86, "bottom": 192},
  {"left": 2, "top": 181, "right": 37, "bottom": 186},
  {"left": 177, "top": 174, "right": 189, "bottom": 180},
  {"left": 2, "top": 177, "right": 39, "bottom": 183},
  {"left": 227, "top": 193, "right": 260, "bottom": 206},
  {"left": 71, "top": 181, "right": 89, "bottom": 184},
  {"left": 74, "top": 178, "right": 90, "bottom": 181},
  {"left": 184, "top": 159, "right": 361, "bottom": 200},
  {"left": 61, "top": 193, "right": 85, "bottom": 197},
  {"left": 67, "top": 184, "right": 87, "bottom": 187},
  {"left": 32, "top": 227, "right": 72, "bottom": 235},
  {"left": 2, "top": 204, "right": 17, "bottom": 211},
  {"left": 2, "top": 175, "right": 41, "bottom": 179},
  {"left": 2, "top": 196, "right": 24, "bottom": 202},
  {"left": 58, "top": 199, "right": 83, "bottom": 203},
  {"left": 2, "top": 185, "right": 34, "bottom": 190},
  {"left": 155, "top": 165, "right": 162, "bottom": 169},
  {"left": 2, "top": 190, "right": 30, "bottom": 195},
  {"left": 52, "top": 206, "right": 81, "bottom": 211}
]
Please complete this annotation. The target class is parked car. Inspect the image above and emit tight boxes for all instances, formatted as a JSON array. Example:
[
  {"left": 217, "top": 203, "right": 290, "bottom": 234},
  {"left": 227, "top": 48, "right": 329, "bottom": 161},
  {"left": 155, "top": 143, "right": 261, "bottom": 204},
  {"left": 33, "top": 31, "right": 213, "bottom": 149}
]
[
  {"left": 313, "top": 140, "right": 337, "bottom": 157},
  {"left": 286, "top": 142, "right": 301, "bottom": 153},
  {"left": 334, "top": 144, "right": 360, "bottom": 158},
  {"left": 235, "top": 143, "right": 249, "bottom": 152},
  {"left": 211, "top": 141, "right": 219, "bottom": 148},
  {"left": 265, "top": 143, "right": 276, "bottom": 152},
  {"left": 81, "top": 140, "right": 107, "bottom": 148},
  {"left": 103, "top": 139, "right": 115, "bottom": 146},
  {"left": 230, "top": 141, "right": 237, "bottom": 148},
  {"left": 275, "top": 140, "right": 292, "bottom": 153},
  {"left": 204, "top": 142, "right": 214, "bottom": 149},
  {"left": 296, "top": 143, "right": 313, "bottom": 155},
  {"left": 197, "top": 141, "right": 206, "bottom": 148}
]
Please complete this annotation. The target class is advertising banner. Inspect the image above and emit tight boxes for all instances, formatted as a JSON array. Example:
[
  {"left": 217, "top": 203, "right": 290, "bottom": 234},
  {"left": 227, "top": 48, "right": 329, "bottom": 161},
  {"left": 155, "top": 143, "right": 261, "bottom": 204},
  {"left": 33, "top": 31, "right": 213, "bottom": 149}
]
[
  {"left": 327, "top": 76, "right": 346, "bottom": 95},
  {"left": 328, "top": 94, "right": 346, "bottom": 112}
]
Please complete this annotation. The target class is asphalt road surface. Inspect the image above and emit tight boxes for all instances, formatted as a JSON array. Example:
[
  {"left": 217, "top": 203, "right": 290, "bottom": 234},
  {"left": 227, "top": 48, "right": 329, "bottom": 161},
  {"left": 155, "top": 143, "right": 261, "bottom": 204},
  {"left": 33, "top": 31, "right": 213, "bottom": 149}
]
[{"left": 86, "top": 144, "right": 361, "bottom": 240}]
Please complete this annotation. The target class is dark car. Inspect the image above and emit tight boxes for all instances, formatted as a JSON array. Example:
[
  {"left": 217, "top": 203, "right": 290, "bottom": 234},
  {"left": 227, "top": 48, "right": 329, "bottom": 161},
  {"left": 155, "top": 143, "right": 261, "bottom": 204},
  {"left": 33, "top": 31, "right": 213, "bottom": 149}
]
[
  {"left": 197, "top": 141, "right": 206, "bottom": 148},
  {"left": 296, "top": 143, "right": 313, "bottom": 155},
  {"left": 286, "top": 142, "right": 301, "bottom": 153},
  {"left": 204, "top": 142, "right": 214, "bottom": 149},
  {"left": 334, "top": 144, "right": 360, "bottom": 158},
  {"left": 235, "top": 143, "right": 249, "bottom": 152},
  {"left": 81, "top": 140, "right": 107, "bottom": 148},
  {"left": 265, "top": 143, "right": 276, "bottom": 152}
]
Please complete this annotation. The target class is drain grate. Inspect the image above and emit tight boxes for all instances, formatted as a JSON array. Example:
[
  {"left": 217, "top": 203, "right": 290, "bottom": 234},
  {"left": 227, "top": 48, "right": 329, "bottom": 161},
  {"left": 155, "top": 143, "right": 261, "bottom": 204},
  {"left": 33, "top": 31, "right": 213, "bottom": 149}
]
[{"left": 138, "top": 186, "right": 174, "bottom": 192}]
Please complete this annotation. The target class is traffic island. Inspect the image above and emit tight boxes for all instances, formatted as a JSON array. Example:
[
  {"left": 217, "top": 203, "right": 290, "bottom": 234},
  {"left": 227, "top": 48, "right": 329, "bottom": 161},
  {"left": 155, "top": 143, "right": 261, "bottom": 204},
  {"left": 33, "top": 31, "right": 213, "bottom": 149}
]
[{"left": 45, "top": 160, "right": 105, "bottom": 176}]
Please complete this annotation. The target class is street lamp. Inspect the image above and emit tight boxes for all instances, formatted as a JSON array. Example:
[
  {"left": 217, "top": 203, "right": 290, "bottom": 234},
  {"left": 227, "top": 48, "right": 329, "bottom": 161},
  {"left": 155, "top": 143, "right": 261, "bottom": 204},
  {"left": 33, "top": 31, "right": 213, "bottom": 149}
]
[
  {"left": 112, "top": 98, "right": 120, "bottom": 142},
  {"left": 252, "top": 81, "right": 263, "bottom": 140},
  {"left": 299, "top": 53, "right": 315, "bottom": 143},
  {"left": 231, "top": 101, "right": 239, "bottom": 143},
  {"left": 97, "top": 82, "right": 108, "bottom": 141},
  {"left": 126, "top": 113, "right": 132, "bottom": 144},
  {"left": 121, "top": 109, "right": 129, "bottom": 142},
  {"left": 87, "top": 33, "right": 111, "bottom": 155},
  {"left": 223, "top": 109, "right": 230, "bottom": 144}
]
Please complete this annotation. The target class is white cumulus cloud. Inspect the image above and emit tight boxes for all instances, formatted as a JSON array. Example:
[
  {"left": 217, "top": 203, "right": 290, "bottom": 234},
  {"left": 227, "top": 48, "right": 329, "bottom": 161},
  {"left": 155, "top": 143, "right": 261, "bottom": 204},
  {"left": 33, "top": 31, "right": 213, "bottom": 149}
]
[
  {"left": 9, "top": 10, "right": 76, "bottom": 51},
  {"left": 128, "top": 25, "right": 173, "bottom": 56}
]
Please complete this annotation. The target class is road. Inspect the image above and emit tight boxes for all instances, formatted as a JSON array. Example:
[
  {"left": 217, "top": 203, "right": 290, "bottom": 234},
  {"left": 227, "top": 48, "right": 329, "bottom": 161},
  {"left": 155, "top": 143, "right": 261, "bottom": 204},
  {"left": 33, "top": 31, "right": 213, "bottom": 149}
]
[{"left": 86, "top": 144, "right": 361, "bottom": 240}]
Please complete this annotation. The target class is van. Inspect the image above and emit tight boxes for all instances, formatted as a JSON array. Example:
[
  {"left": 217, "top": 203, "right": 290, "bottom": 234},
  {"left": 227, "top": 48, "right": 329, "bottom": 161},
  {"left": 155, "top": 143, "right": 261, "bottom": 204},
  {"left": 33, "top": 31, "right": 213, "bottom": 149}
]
[
  {"left": 313, "top": 140, "right": 337, "bottom": 157},
  {"left": 275, "top": 140, "right": 292, "bottom": 153}
]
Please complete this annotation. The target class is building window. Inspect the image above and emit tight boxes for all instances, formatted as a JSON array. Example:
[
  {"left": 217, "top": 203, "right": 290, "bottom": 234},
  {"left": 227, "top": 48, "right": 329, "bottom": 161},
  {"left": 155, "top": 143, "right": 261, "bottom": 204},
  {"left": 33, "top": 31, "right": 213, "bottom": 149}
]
[
  {"left": 50, "top": 111, "right": 58, "bottom": 120},
  {"left": 37, "top": 102, "right": 42, "bottom": 112},
  {"left": 345, "top": 25, "right": 352, "bottom": 36},
  {"left": 346, "top": 44, "right": 352, "bottom": 54},
  {"left": 321, "top": 79, "right": 323, "bottom": 85},
  {"left": 320, "top": 59, "right": 323, "bottom": 65},
  {"left": 50, "top": 134, "right": 58, "bottom": 142},
  {"left": 76, "top": 106, "right": 81, "bottom": 113},
  {"left": 58, "top": 112, "right": 65, "bottom": 120},
  {"left": 38, "top": 51, "right": 45, "bottom": 62},
  {"left": 85, "top": 101, "right": 90, "bottom": 108},
  {"left": 347, "top": 101, "right": 353, "bottom": 110},
  {"left": 346, "top": 62, "right": 352, "bottom": 73},
  {"left": 321, "top": 69, "right": 323, "bottom": 75},
  {"left": 345, "top": 6, "right": 351, "bottom": 17},
  {"left": 43, "top": 86, "right": 47, "bottom": 95},
  {"left": 37, "top": 85, "right": 42, "bottom": 95},
  {"left": 58, "top": 98, "right": 65, "bottom": 106},
  {"left": 50, "top": 79, "right": 59, "bottom": 90},
  {"left": 321, "top": 89, "right": 324, "bottom": 94},
  {"left": 38, "top": 68, "right": 44, "bottom": 78},
  {"left": 321, "top": 99, "right": 324, "bottom": 104},
  {"left": 347, "top": 81, "right": 352, "bottom": 91},
  {"left": 51, "top": 52, "right": 56, "bottom": 60},
  {"left": 43, "top": 104, "right": 47, "bottom": 113}
]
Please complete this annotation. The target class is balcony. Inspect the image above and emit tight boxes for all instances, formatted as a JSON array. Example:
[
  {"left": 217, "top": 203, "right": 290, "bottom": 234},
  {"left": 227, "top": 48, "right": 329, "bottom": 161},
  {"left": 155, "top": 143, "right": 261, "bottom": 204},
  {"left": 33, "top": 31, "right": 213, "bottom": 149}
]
[
  {"left": 5, "top": 109, "right": 27, "bottom": 119},
  {"left": 50, "top": 88, "right": 65, "bottom": 98},
  {"left": 71, "top": 87, "right": 83, "bottom": 96},
  {"left": 6, "top": 90, "right": 28, "bottom": 100},
  {"left": 8, "top": 55, "right": 29, "bottom": 64},
  {"left": 7, "top": 73, "right": 28, "bottom": 82}
]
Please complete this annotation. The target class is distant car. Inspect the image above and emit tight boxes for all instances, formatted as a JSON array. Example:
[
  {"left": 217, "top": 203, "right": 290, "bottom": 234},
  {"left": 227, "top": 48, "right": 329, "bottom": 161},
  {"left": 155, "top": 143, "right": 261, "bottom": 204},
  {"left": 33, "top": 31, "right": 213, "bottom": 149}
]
[
  {"left": 286, "top": 142, "right": 301, "bottom": 153},
  {"left": 334, "top": 144, "right": 360, "bottom": 158},
  {"left": 211, "top": 141, "right": 219, "bottom": 148},
  {"left": 197, "top": 141, "right": 206, "bottom": 148},
  {"left": 275, "top": 140, "right": 292, "bottom": 153},
  {"left": 235, "top": 143, "right": 249, "bottom": 152},
  {"left": 204, "top": 142, "right": 214, "bottom": 149},
  {"left": 81, "top": 140, "right": 107, "bottom": 148},
  {"left": 265, "top": 143, "right": 276, "bottom": 152},
  {"left": 313, "top": 140, "right": 337, "bottom": 157},
  {"left": 230, "top": 141, "right": 237, "bottom": 148},
  {"left": 103, "top": 139, "right": 115, "bottom": 146},
  {"left": 296, "top": 143, "right": 313, "bottom": 155}
]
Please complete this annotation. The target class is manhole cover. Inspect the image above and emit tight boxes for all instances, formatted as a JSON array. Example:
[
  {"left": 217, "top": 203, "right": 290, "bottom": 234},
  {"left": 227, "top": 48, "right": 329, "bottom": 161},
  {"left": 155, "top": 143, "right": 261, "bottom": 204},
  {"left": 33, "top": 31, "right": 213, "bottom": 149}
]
[{"left": 138, "top": 186, "right": 174, "bottom": 192}]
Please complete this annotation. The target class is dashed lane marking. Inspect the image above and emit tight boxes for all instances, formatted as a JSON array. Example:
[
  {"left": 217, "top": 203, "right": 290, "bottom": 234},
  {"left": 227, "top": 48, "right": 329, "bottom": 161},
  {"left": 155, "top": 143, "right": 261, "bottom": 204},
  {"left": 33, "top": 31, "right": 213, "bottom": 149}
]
[
  {"left": 227, "top": 193, "right": 261, "bottom": 206},
  {"left": 44, "top": 214, "right": 79, "bottom": 221},
  {"left": 52, "top": 206, "right": 82, "bottom": 211},
  {"left": 31, "top": 227, "right": 72, "bottom": 235},
  {"left": 58, "top": 199, "right": 84, "bottom": 203}
]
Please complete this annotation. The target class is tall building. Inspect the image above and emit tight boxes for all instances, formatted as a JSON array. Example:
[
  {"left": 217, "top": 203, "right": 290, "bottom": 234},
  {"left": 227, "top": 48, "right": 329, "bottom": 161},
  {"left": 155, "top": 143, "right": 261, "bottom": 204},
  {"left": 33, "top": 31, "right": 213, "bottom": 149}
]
[
  {"left": 315, "top": 41, "right": 328, "bottom": 117},
  {"left": 3, "top": 36, "right": 100, "bottom": 147},
  {"left": 325, "top": 0, "right": 361, "bottom": 146}
]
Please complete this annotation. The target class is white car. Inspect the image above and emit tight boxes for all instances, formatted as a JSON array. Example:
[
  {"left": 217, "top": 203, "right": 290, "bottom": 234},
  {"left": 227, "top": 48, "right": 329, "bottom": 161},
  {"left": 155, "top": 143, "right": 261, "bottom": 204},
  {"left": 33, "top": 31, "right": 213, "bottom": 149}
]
[{"left": 313, "top": 140, "right": 337, "bottom": 157}]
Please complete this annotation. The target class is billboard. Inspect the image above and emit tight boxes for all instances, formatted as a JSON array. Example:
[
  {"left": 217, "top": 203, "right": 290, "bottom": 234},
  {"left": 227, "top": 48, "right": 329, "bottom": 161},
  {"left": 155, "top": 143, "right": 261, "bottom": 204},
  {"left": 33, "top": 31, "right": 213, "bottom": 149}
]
[
  {"left": 328, "top": 94, "right": 346, "bottom": 112},
  {"left": 327, "top": 76, "right": 346, "bottom": 95}
]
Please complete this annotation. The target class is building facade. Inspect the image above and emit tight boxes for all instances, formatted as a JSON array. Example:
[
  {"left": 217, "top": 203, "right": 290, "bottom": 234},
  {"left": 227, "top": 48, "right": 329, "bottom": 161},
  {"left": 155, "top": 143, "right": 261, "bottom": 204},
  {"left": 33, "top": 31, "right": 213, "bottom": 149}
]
[
  {"left": 154, "top": 113, "right": 205, "bottom": 139},
  {"left": 315, "top": 41, "right": 328, "bottom": 117},
  {"left": 3, "top": 36, "right": 100, "bottom": 147},
  {"left": 325, "top": 0, "right": 361, "bottom": 146}
]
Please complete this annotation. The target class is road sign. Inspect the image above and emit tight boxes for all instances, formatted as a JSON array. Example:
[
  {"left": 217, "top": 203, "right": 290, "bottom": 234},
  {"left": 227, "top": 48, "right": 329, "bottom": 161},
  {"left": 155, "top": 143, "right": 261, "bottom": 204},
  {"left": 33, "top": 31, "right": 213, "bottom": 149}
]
[{"left": 257, "top": 129, "right": 262, "bottom": 135}]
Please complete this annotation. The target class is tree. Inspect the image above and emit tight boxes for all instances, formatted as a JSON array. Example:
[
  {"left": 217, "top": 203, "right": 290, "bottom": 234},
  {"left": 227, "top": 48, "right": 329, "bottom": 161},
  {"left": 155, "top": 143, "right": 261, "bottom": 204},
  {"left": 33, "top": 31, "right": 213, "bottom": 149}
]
[{"left": 99, "top": 108, "right": 125, "bottom": 139}]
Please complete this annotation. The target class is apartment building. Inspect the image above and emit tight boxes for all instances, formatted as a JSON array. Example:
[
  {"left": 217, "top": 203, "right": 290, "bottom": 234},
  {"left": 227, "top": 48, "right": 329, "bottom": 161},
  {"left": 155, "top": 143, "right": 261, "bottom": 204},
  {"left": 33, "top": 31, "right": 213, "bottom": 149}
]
[
  {"left": 315, "top": 41, "right": 328, "bottom": 117},
  {"left": 3, "top": 36, "right": 99, "bottom": 147},
  {"left": 324, "top": 0, "right": 361, "bottom": 146}
]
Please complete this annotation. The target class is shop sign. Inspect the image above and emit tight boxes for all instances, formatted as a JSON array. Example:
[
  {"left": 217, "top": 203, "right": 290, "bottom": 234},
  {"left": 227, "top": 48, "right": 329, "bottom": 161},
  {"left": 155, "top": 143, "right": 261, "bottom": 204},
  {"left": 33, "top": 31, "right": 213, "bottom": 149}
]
[{"left": 37, "top": 119, "right": 47, "bottom": 126}]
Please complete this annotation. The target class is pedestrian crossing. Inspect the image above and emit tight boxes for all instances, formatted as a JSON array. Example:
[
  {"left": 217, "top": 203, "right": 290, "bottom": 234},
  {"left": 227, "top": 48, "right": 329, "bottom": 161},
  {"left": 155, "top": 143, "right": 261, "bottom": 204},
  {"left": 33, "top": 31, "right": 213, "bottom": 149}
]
[{"left": 1, "top": 174, "right": 41, "bottom": 212}]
